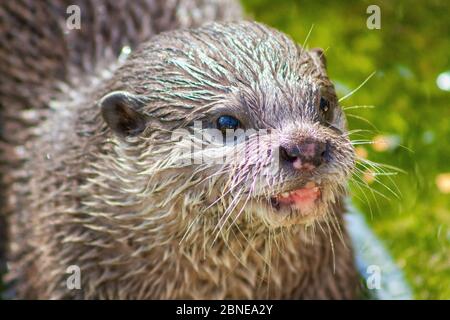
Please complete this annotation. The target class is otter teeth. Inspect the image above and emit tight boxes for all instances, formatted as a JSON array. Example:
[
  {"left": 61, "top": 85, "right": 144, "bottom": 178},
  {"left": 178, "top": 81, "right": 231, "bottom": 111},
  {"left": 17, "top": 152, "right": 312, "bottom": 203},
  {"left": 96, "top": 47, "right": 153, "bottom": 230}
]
[
  {"left": 278, "top": 183, "right": 318, "bottom": 198},
  {"left": 304, "top": 181, "right": 316, "bottom": 189}
]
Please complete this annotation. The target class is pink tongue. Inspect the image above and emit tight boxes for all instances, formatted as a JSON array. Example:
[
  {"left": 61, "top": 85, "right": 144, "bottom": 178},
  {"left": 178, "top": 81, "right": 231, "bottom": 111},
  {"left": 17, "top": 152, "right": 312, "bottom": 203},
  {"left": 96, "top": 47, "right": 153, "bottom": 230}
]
[
  {"left": 278, "top": 187, "right": 320, "bottom": 210},
  {"left": 291, "top": 188, "right": 319, "bottom": 202}
]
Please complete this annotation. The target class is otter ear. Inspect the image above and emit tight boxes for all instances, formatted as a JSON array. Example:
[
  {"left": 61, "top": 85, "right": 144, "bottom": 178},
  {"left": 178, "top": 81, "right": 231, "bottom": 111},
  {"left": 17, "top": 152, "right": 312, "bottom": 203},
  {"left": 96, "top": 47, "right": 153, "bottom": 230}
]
[
  {"left": 310, "top": 48, "right": 327, "bottom": 70},
  {"left": 100, "top": 91, "right": 148, "bottom": 137}
]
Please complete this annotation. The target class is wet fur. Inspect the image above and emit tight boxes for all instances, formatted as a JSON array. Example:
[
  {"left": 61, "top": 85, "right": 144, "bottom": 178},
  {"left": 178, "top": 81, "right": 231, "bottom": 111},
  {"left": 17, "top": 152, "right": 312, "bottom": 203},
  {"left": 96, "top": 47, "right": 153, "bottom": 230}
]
[{"left": 0, "top": 1, "right": 360, "bottom": 299}]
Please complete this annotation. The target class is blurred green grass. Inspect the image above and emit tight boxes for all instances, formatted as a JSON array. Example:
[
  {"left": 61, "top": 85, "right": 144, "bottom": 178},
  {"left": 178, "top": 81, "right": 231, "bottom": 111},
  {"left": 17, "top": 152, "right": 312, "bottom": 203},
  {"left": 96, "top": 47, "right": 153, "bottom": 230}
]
[{"left": 242, "top": 0, "right": 450, "bottom": 299}]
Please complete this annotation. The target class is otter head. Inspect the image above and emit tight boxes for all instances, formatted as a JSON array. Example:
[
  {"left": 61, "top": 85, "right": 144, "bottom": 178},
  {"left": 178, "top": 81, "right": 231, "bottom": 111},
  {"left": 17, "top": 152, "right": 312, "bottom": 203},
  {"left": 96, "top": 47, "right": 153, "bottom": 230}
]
[{"left": 97, "top": 22, "right": 354, "bottom": 243}]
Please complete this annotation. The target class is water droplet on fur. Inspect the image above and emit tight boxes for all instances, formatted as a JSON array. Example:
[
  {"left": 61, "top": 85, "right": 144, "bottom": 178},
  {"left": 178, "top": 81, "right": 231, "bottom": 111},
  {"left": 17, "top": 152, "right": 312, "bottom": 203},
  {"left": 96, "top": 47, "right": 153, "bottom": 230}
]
[{"left": 119, "top": 46, "right": 132, "bottom": 63}]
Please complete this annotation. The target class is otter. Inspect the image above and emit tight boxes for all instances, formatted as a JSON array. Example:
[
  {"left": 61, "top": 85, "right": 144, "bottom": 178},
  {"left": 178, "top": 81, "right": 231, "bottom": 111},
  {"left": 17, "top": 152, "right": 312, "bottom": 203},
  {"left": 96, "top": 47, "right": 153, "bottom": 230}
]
[{"left": 0, "top": 1, "right": 360, "bottom": 299}]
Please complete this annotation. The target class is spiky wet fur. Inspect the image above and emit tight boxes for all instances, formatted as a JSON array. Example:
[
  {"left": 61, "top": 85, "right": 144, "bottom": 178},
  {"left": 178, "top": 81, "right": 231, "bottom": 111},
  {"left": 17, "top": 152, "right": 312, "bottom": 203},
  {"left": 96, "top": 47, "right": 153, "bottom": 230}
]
[{"left": 1, "top": 2, "right": 360, "bottom": 299}]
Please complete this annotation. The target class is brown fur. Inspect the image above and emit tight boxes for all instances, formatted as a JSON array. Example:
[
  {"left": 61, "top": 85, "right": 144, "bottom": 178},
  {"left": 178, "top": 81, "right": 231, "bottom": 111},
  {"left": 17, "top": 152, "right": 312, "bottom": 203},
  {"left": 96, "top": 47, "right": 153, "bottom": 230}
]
[{"left": 0, "top": 1, "right": 360, "bottom": 299}]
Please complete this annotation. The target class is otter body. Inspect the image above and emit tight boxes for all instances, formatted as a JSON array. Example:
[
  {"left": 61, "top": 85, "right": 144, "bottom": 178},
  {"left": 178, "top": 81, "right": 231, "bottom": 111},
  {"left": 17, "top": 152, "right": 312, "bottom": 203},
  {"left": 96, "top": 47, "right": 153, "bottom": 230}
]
[{"left": 1, "top": 1, "right": 360, "bottom": 299}]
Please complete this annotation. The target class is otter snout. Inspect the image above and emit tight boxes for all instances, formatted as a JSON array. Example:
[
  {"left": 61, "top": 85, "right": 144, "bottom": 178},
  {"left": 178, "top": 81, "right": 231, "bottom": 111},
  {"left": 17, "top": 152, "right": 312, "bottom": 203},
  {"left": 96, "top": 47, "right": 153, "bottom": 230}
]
[{"left": 279, "top": 138, "right": 330, "bottom": 171}]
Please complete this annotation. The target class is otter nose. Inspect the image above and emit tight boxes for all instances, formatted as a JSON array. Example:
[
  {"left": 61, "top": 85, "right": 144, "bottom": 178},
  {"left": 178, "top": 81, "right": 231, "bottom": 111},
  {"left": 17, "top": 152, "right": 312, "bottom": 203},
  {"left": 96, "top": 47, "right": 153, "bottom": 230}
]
[{"left": 279, "top": 139, "right": 329, "bottom": 171}]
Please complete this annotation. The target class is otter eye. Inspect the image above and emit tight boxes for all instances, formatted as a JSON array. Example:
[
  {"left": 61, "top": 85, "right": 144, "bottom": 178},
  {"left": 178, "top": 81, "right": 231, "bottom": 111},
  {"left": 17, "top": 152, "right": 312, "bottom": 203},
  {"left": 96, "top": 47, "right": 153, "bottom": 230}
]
[
  {"left": 319, "top": 97, "right": 330, "bottom": 113},
  {"left": 217, "top": 115, "right": 240, "bottom": 134}
]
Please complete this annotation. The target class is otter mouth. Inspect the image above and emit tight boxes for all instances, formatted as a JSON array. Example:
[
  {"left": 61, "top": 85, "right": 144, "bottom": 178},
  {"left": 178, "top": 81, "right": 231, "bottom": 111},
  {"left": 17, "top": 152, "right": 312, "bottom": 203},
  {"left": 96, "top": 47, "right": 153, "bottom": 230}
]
[
  {"left": 269, "top": 181, "right": 321, "bottom": 213},
  {"left": 252, "top": 181, "right": 324, "bottom": 226}
]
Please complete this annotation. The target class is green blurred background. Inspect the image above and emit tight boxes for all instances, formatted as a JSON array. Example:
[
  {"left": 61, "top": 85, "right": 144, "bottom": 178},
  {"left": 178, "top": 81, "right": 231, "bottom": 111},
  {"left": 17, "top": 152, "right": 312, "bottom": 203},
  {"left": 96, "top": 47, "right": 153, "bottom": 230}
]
[{"left": 242, "top": 0, "right": 450, "bottom": 299}]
